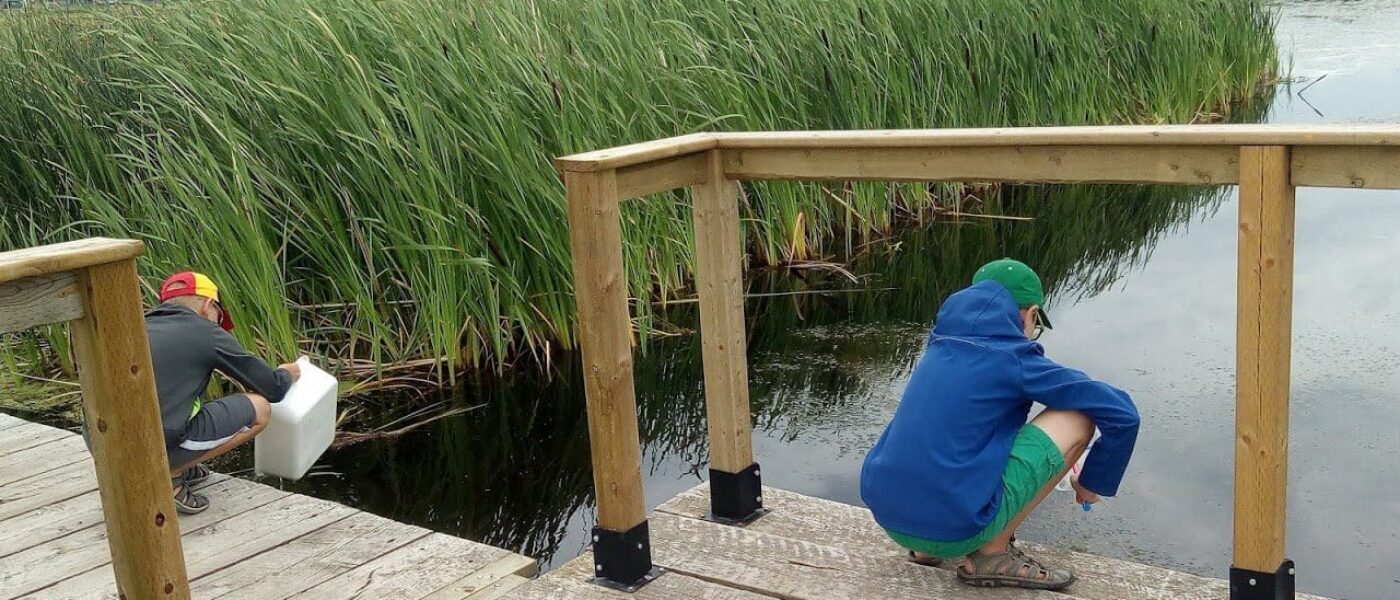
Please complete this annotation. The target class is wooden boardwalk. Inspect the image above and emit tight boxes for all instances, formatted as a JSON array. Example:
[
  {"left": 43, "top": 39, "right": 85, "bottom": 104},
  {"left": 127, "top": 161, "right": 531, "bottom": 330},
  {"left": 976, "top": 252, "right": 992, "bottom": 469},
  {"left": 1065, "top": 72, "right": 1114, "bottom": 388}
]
[
  {"left": 0, "top": 412, "right": 537, "bottom": 600},
  {"left": 508, "top": 482, "right": 1333, "bottom": 600}
]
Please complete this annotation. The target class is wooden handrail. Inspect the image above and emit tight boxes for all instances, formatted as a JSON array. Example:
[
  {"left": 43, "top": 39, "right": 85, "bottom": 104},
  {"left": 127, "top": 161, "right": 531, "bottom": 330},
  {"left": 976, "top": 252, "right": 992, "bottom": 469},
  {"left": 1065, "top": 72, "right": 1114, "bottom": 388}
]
[
  {"left": 0, "top": 239, "right": 189, "bottom": 599},
  {"left": 561, "top": 126, "right": 1360, "bottom": 595},
  {"left": 0, "top": 238, "right": 143, "bottom": 283},
  {"left": 556, "top": 124, "right": 1400, "bottom": 172}
]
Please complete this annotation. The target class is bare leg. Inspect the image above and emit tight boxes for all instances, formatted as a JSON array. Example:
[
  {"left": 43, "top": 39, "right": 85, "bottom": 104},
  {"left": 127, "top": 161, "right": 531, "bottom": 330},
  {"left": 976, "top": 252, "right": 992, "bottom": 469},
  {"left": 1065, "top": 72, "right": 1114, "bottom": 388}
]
[
  {"left": 170, "top": 394, "right": 271, "bottom": 476},
  {"left": 977, "top": 409, "right": 1094, "bottom": 554}
]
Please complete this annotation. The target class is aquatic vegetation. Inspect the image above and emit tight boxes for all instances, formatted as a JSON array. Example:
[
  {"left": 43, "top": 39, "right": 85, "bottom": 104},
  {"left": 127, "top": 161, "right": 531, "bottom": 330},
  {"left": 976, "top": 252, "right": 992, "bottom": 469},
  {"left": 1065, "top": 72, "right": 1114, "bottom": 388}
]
[{"left": 0, "top": 0, "right": 1278, "bottom": 378}]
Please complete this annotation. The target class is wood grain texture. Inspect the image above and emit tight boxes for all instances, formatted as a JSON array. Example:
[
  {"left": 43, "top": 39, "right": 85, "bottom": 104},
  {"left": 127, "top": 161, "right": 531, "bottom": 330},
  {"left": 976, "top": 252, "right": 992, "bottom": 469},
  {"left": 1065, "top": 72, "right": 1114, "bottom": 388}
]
[
  {"left": 2, "top": 476, "right": 282, "bottom": 599},
  {"left": 691, "top": 150, "right": 755, "bottom": 475},
  {"left": 1234, "top": 146, "right": 1295, "bottom": 572},
  {"left": 0, "top": 436, "right": 89, "bottom": 488},
  {"left": 1291, "top": 145, "right": 1400, "bottom": 189},
  {"left": 502, "top": 552, "right": 772, "bottom": 600},
  {"left": 617, "top": 152, "right": 708, "bottom": 200},
  {"left": 423, "top": 554, "right": 538, "bottom": 600},
  {"left": 0, "top": 272, "right": 83, "bottom": 334},
  {"left": 456, "top": 574, "right": 532, "bottom": 600},
  {"left": 69, "top": 259, "right": 189, "bottom": 599},
  {"left": 190, "top": 511, "right": 428, "bottom": 599},
  {"left": 565, "top": 169, "right": 647, "bottom": 531},
  {"left": 556, "top": 133, "right": 717, "bottom": 172},
  {"left": 723, "top": 145, "right": 1239, "bottom": 185},
  {"left": 556, "top": 125, "right": 1400, "bottom": 172},
  {"left": 286, "top": 533, "right": 511, "bottom": 600},
  {"left": 0, "top": 421, "right": 74, "bottom": 457},
  {"left": 717, "top": 125, "right": 1400, "bottom": 149},
  {"left": 0, "top": 239, "right": 143, "bottom": 285},
  {"left": 0, "top": 490, "right": 105, "bottom": 560},
  {"left": 0, "top": 460, "right": 98, "bottom": 522},
  {"left": 0, "top": 417, "right": 536, "bottom": 600},
  {"left": 657, "top": 484, "right": 1334, "bottom": 600},
  {"left": 648, "top": 511, "right": 1065, "bottom": 600}
]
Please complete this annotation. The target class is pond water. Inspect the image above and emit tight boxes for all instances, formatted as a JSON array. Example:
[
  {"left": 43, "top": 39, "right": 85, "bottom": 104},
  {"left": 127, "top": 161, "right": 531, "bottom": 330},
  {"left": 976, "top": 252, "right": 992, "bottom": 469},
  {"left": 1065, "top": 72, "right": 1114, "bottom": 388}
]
[{"left": 261, "top": 2, "right": 1400, "bottom": 598}]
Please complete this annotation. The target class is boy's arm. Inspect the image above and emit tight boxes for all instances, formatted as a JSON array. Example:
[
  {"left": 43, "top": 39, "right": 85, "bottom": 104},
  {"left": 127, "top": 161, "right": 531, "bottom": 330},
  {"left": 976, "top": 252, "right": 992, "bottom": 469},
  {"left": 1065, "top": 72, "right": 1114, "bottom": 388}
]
[
  {"left": 1019, "top": 349, "right": 1140, "bottom": 497},
  {"left": 211, "top": 329, "right": 294, "bottom": 403}
]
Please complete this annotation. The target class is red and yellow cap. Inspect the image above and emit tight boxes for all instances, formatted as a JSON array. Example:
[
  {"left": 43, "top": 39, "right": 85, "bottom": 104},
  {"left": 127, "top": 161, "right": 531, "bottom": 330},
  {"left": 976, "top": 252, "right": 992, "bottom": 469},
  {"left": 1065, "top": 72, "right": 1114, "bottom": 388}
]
[{"left": 158, "top": 271, "right": 235, "bottom": 331}]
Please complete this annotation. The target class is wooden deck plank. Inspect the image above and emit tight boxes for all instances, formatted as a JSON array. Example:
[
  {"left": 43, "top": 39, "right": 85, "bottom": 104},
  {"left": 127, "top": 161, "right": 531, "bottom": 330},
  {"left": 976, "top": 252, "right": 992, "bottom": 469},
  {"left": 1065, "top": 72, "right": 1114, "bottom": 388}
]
[
  {"left": 3, "top": 476, "right": 286, "bottom": 599},
  {"left": 423, "top": 554, "right": 538, "bottom": 600},
  {"left": 32, "top": 490, "right": 349, "bottom": 600},
  {"left": 657, "top": 484, "right": 1332, "bottom": 600},
  {"left": 0, "top": 437, "right": 90, "bottom": 488},
  {"left": 458, "top": 574, "right": 532, "bottom": 600},
  {"left": 0, "top": 415, "right": 537, "bottom": 600},
  {"left": 0, "top": 460, "right": 98, "bottom": 522},
  {"left": 0, "top": 474, "right": 229, "bottom": 561},
  {"left": 649, "top": 511, "right": 1066, "bottom": 600},
  {"left": 288, "top": 533, "right": 513, "bottom": 600},
  {"left": 190, "top": 510, "right": 430, "bottom": 599},
  {"left": 503, "top": 552, "right": 775, "bottom": 600},
  {"left": 0, "top": 415, "right": 29, "bottom": 432},
  {"left": 0, "top": 422, "right": 75, "bottom": 457},
  {"left": 0, "top": 490, "right": 104, "bottom": 560}
]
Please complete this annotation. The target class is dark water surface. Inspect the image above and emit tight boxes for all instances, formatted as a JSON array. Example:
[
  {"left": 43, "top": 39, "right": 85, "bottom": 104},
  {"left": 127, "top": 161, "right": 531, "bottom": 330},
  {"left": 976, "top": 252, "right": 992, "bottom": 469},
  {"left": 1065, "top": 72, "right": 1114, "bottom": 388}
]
[{"left": 264, "top": 3, "right": 1400, "bottom": 598}]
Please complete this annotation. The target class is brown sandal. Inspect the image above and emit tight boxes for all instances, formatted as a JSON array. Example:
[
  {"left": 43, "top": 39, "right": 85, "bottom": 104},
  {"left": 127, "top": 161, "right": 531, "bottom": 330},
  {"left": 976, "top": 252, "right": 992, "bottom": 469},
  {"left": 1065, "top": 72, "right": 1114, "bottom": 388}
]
[{"left": 956, "top": 543, "right": 1074, "bottom": 590}]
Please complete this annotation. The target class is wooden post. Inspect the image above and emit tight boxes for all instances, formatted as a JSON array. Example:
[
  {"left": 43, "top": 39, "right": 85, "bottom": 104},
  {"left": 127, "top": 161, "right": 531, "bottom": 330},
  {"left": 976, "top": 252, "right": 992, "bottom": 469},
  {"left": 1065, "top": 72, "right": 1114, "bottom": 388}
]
[
  {"left": 70, "top": 259, "right": 191, "bottom": 599},
  {"left": 565, "top": 169, "right": 654, "bottom": 587},
  {"left": 692, "top": 150, "right": 763, "bottom": 522},
  {"left": 1232, "top": 145, "right": 1296, "bottom": 597}
]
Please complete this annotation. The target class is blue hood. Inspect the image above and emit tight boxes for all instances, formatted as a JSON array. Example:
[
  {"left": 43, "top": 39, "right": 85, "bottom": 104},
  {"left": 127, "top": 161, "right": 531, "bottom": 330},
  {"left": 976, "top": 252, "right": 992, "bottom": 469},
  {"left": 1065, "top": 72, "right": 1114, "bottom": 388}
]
[{"left": 932, "top": 280, "right": 1027, "bottom": 341}]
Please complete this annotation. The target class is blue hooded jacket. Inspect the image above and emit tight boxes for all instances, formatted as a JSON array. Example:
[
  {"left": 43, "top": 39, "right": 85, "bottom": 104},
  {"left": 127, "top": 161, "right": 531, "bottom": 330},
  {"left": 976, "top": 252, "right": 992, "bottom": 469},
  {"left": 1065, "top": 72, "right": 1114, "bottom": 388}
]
[{"left": 860, "top": 280, "right": 1140, "bottom": 541}]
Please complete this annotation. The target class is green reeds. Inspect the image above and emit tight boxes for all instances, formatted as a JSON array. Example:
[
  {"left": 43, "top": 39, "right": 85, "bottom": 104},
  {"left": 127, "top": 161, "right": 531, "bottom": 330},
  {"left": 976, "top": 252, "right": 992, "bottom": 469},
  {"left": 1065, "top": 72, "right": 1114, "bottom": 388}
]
[{"left": 0, "top": 0, "right": 1278, "bottom": 377}]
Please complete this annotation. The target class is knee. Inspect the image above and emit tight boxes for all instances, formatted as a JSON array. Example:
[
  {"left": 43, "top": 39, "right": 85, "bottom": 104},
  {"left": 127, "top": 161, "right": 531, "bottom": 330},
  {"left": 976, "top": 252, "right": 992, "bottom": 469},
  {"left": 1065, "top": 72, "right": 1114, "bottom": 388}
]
[
  {"left": 1065, "top": 410, "right": 1095, "bottom": 441},
  {"left": 247, "top": 394, "right": 271, "bottom": 429},
  {"left": 1034, "top": 408, "right": 1095, "bottom": 455}
]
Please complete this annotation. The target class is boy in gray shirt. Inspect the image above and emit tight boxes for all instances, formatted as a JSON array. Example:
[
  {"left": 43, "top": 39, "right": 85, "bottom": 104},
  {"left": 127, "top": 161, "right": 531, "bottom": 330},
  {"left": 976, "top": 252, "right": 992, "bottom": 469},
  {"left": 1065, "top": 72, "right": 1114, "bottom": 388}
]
[{"left": 149, "top": 271, "right": 300, "bottom": 514}]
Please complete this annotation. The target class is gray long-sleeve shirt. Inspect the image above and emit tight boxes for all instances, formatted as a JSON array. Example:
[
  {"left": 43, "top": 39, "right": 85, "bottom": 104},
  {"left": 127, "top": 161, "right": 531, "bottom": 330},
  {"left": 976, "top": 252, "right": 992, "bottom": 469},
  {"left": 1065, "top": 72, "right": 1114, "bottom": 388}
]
[{"left": 146, "top": 304, "right": 292, "bottom": 446}]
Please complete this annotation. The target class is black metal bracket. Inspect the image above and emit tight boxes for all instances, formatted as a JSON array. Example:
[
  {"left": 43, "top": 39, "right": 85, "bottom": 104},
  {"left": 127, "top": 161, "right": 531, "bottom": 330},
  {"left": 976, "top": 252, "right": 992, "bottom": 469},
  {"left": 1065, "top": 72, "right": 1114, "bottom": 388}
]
[
  {"left": 590, "top": 521, "right": 662, "bottom": 591},
  {"left": 1230, "top": 559, "right": 1295, "bottom": 600},
  {"left": 707, "top": 463, "right": 767, "bottom": 525}
]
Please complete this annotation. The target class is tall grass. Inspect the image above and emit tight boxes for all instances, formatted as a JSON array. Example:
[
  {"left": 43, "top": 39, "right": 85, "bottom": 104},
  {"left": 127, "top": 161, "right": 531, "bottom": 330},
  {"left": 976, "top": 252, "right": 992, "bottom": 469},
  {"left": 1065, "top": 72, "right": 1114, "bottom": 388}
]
[{"left": 0, "top": 0, "right": 1278, "bottom": 377}]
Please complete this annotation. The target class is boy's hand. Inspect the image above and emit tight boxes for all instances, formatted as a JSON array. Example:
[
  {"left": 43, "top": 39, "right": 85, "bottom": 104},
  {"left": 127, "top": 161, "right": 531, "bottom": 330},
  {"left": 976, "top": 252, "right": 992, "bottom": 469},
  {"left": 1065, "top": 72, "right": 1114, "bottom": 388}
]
[
  {"left": 278, "top": 362, "right": 302, "bottom": 383},
  {"left": 1070, "top": 475, "right": 1101, "bottom": 505}
]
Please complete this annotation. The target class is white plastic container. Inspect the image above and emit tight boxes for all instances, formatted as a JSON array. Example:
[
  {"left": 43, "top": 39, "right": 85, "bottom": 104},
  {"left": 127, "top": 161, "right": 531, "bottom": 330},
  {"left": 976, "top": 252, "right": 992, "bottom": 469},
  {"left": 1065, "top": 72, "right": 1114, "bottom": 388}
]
[{"left": 254, "top": 356, "right": 337, "bottom": 480}]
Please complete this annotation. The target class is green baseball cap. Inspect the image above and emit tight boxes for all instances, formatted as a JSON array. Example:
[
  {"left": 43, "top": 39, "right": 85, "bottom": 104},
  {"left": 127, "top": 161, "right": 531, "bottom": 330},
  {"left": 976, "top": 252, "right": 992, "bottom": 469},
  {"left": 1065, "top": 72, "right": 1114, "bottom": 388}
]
[{"left": 972, "top": 258, "right": 1052, "bottom": 329}]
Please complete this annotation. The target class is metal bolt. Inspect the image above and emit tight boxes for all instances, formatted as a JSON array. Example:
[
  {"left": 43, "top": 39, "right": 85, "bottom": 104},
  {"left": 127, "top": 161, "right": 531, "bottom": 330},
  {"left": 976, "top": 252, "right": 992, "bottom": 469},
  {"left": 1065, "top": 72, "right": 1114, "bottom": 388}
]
[
  {"left": 754, "top": 469, "right": 761, "bottom": 477},
  {"left": 595, "top": 564, "right": 602, "bottom": 572},
  {"left": 1289, "top": 567, "right": 1296, "bottom": 576},
  {"left": 756, "top": 495, "right": 763, "bottom": 503},
  {"left": 592, "top": 535, "right": 599, "bottom": 542},
  {"left": 636, "top": 542, "right": 643, "bottom": 550},
  {"left": 1249, "top": 578, "right": 1257, "bottom": 586}
]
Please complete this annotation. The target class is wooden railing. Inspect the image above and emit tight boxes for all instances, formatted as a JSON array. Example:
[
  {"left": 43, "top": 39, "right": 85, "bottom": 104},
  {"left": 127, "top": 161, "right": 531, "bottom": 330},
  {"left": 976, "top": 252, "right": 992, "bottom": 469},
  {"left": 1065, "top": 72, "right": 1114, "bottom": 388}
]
[
  {"left": 0, "top": 239, "right": 189, "bottom": 599},
  {"left": 558, "top": 125, "right": 1400, "bottom": 597}
]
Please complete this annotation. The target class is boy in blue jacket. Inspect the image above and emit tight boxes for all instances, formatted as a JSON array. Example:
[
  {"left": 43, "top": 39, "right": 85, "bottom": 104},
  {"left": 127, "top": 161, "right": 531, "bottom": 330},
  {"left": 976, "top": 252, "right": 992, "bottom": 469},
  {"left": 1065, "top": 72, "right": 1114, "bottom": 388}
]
[{"left": 860, "top": 258, "right": 1139, "bottom": 590}]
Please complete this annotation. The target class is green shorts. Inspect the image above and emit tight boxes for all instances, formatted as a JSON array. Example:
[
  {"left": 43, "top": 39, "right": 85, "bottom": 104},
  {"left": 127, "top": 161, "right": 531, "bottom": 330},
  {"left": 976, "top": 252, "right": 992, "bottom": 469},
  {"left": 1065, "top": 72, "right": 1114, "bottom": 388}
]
[{"left": 885, "top": 423, "right": 1065, "bottom": 558}]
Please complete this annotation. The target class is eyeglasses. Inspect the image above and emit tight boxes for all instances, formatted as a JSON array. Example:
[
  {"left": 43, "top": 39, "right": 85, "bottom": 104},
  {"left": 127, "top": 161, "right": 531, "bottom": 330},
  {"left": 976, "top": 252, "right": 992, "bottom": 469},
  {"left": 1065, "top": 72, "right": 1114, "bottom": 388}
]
[{"left": 1029, "top": 311, "right": 1046, "bottom": 341}]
